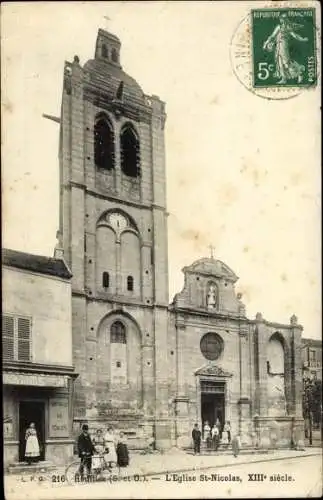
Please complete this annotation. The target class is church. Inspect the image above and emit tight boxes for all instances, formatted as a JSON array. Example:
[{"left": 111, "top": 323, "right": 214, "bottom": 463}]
[{"left": 55, "top": 29, "right": 304, "bottom": 450}]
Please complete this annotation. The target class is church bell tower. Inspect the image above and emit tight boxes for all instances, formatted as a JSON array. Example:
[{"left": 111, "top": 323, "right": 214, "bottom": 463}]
[{"left": 58, "top": 29, "right": 171, "bottom": 448}]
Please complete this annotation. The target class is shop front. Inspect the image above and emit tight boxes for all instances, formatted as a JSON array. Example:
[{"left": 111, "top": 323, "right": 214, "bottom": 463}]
[{"left": 3, "top": 367, "right": 78, "bottom": 467}]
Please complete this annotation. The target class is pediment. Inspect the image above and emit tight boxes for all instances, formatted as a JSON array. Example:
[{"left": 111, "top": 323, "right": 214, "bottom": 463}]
[
  {"left": 184, "top": 258, "right": 238, "bottom": 282},
  {"left": 195, "top": 363, "right": 233, "bottom": 378}
]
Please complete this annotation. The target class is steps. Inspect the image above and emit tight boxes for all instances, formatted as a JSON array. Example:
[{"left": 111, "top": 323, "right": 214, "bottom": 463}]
[{"left": 7, "top": 461, "right": 56, "bottom": 475}]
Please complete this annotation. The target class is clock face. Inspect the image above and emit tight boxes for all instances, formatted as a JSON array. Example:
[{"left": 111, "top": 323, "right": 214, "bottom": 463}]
[{"left": 108, "top": 213, "right": 128, "bottom": 232}]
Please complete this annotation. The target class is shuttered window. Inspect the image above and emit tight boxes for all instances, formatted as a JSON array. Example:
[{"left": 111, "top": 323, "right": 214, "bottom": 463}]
[{"left": 2, "top": 314, "right": 31, "bottom": 362}]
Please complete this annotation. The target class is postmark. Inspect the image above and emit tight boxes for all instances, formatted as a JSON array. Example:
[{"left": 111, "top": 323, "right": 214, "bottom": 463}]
[{"left": 230, "top": 4, "right": 320, "bottom": 100}]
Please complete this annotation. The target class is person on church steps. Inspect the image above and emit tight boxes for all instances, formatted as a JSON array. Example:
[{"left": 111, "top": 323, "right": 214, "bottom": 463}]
[
  {"left": 223, "top": 421, "right": 231, "bottom": 443},
  {"left": 206, "top": 426, "right": 212, "bottom": 450},
  {"left": 116, "top": 432, "right": 130, "bottom": 471},
  {"left": 25, "top": 422, "right": 40, "bottom": 464},
  {"left": 192, "top": 423, "right": 202, "bottom": 455},
  {"left": 203, "top": 420, "right": 211, "bottom": 441},
  {"left": 211, "top": 424, "right": 220, "bottom": 451},
  {"left": 231, "top": 434, "right": 241, "bottom": 458},
  {"left": 221, "top": 426, "right": 229, "bottom": 447},
  {"left": 215, "top": 417, "right": 222, "bottom": 438},
  {"left": 77, "top": 424, "right": 95, "bottom": 477}
]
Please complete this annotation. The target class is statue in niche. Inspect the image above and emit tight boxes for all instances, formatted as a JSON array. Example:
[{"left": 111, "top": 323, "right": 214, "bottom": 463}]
[{"left": 207, "top": 284, "right": 217, "bottom": 309}]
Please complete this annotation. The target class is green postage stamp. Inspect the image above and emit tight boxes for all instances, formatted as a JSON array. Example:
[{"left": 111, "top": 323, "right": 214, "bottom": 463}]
[{"left": 252, "top": 8, "right": 317, "bottom": 88}]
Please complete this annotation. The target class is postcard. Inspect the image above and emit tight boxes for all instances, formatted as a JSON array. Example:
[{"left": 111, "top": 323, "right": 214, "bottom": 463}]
[{"left": 2, "top": 1, "right": 321, "bottom": 499}]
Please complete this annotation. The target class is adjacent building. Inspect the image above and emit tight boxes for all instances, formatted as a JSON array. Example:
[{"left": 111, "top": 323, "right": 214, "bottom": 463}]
[
  {"left": 54, "top": 29, "right": 305, "bottom": 450},
  {"left": 2, "top": 248, "right": 78, "bottom": 466},
  {"left": 302, "top": 338, "right": 322, "bottom": 381}
]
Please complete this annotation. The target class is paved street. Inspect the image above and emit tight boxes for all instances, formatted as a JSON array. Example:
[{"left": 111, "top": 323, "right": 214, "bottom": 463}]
[{"left": 5, "top": 453, "right": 322, "bottom": 499}]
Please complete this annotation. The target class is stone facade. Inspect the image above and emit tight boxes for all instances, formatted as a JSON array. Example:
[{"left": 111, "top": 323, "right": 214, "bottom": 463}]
[{"left": 57, "top": 29, "right": 304, "bottom": 450}]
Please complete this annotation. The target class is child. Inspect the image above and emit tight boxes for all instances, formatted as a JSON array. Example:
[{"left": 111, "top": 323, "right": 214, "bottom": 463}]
[{"left": 92, "top": 428, "right": 105, "bottom": 473}]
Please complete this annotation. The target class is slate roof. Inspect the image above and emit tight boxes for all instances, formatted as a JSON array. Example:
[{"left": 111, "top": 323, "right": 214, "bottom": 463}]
[{"left": 2, "top": 248, "right": 72, "bottom": 280}]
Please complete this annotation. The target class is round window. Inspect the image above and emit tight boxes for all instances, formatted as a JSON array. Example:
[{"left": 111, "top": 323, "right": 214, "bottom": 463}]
[{"left": 200, "top": 333, "right": 223, "bottom": 361}]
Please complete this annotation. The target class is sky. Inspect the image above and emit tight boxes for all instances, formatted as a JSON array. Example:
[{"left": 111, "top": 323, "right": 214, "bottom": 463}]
[{"left": 1, "top": 1, "right": 321, "bottom": 339}]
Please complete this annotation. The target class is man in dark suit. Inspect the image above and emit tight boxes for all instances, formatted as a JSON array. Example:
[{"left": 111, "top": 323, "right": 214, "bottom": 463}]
[
  {"left": 192, "top": 423, "right": 202, "bottom": 455},
  {"left": 77, "top": 424, "right": 95, "bottom": 477}
]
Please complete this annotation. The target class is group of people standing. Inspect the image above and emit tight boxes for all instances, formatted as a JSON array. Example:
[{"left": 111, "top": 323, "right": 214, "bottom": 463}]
[
  {"left": 192, "top": 419, "right": 232, "bottom": 455},
  {"left": 204, "top": 419, "right": 231, "bottom": 450},
  {"left": 77, "top": 424, "right": 129, "bottom": 476}
]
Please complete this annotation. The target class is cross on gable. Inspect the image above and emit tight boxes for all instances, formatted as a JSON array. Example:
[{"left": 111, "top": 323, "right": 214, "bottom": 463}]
[{"left": 208, "top": 244, "right": 215, "bottom": 259}]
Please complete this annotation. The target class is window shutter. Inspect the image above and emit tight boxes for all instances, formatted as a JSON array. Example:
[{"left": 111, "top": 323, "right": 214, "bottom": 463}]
[
  {"left": 2, "top": 315, "right": 14, "bottom": 361},
  {"left": 17, "top": 317, "right": 31, "bottom": 361}
]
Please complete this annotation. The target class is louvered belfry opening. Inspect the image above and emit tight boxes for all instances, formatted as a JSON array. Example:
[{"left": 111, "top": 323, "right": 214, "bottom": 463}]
[
  {"left": 94, "top": 117, "right": 115, "bottom": 170},
  {"left": 120, "top": 125, "right": 140, "bottom": 178},
  {"left": 2, "top": 314, "right": 31, "bottom": 362}
]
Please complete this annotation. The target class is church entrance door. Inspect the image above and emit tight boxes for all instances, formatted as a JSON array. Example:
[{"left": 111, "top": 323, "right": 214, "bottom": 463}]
[{"left": 200, "top": 381, "right": 225, "bottom": 429}]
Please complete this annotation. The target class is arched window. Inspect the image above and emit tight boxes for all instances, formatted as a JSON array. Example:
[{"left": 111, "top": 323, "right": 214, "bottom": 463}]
[
  {"left": 110, "top": 321, "right": 126, "bottom": 344},
  {"left": 111, "top": 48, "right": 118, "bottom": 63},
  {"left": 102, "top": 44, "right": 108, "bottom": 58},
  {"left": 120, "top": 126, "right": 140, "bottom": 178},
  {"left": 127, "top": 275, "right": 134, "bottom": 291},
  {"left": 102, "top": 272, "right": 110, "bottom": 288},
  {"left": 94, "top": 117, "right": 114, "bottom": 170}
]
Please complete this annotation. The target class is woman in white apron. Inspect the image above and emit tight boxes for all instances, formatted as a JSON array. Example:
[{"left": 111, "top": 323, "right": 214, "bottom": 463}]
[
  {"left": 25, "top": 422, "right": 40, "bottom": 464},
  {"left": 103, "top": 427, "right": 117, "bottom": 470}
]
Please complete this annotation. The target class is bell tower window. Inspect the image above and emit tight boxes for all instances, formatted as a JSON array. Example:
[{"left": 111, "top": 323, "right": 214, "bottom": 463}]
[
  {"left": 127, "top": 275, "right": 134, "bottom": 291},
  {"left": 94, "top": 117, "right": 115, "bottom": 170},
  {"left": 120, "top": 125, "right": 140, "bottom": 178},
  {"left": 102, "top": 272, "right": 110, "bottom": 289}
]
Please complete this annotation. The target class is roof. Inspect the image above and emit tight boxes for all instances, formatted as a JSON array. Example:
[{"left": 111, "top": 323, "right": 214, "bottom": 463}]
[
  {"left": 2, "top": 248, "right": 72, "bottom": 280},
  {"left": 302, "top": 337, "right": 322, "bottom": 348},
  {"left": 183, "top": 257, "right": 238, "bottom": 282},
  {"left": 83, "top": 59, "right": 146, "bottom": 104}
]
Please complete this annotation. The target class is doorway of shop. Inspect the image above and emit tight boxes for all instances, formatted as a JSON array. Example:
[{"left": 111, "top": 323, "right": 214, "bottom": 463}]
[{"left": 19, "top": 401, "right": 45, "bottom": 462}]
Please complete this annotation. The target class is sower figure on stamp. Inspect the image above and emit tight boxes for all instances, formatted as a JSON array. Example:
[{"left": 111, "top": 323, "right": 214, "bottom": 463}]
[
  {"left": 192, "top": 423, "right": 201, "bottom": 455},
  {"left": 263, "top": 13, "right": 308, "bottom": 84},
  {"left": 77, "top": 424, "right": 95, "bottom": 478}
]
